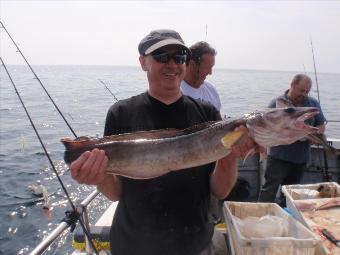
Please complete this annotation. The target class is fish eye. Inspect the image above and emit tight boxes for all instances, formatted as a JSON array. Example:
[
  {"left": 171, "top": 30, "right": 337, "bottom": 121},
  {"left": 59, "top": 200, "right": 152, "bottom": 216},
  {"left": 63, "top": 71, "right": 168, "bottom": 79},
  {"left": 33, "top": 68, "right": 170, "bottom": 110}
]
[{"left": 284, "top": 107, "right": 296, "bottom": 114}]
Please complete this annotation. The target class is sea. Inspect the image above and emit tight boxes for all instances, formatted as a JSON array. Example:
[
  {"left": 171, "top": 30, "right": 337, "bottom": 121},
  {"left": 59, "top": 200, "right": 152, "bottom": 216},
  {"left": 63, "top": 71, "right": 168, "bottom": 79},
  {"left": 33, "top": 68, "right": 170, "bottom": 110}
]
[{"left": 0, "top": 65, "right": 339, "bottom": 254}]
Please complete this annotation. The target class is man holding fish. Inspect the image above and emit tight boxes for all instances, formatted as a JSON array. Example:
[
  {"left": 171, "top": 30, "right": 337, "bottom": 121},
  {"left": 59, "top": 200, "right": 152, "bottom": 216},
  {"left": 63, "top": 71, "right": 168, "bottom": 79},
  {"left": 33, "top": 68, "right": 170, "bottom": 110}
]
[{"left": 69, "top": 29, "right": 257, "bottom": 255}]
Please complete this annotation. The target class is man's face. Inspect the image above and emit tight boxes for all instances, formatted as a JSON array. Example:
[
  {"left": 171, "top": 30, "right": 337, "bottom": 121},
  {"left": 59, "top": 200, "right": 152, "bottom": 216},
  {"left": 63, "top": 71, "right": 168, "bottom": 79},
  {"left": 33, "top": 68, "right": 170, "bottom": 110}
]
[
  {"left": 194, "top": 53, "right": 215, "bottom": 87},
  {"left": 140, "top": 46, "right": 186, "bottom": 94},
  {"left": 290, "top": 78, "right": 311, "bottom": 104}
]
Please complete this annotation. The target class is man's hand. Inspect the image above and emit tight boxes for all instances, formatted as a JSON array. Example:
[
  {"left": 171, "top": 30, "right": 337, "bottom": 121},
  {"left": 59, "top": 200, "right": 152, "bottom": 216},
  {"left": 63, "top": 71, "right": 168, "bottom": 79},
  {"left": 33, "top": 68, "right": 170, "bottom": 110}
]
[
  {"left": 70, "top": 148, "right": 108, "bottom": 185},
  {"left": 210, "top": 126, "right": 264, "bottom": 199},
  {"left": 70, "top": 149, "right": 121, "bottom": 201},
  {"left": 228, "top": 125, "right": 264, "bottom": 160}
]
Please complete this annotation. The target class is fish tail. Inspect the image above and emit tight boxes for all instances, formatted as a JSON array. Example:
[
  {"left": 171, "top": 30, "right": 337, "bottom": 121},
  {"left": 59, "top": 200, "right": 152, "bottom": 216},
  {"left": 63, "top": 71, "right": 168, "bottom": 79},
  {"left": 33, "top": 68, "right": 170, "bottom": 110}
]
[{"left": 61, "top": 136, "right": 93, "bottom": 151}]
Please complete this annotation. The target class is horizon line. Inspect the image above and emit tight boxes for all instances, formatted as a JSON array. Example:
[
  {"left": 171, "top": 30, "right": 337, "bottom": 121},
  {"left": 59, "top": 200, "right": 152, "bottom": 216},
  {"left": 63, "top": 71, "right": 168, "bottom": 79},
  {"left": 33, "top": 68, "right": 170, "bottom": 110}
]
[{"left": 2, "top": 63, "right": 339, "bottom": 75}]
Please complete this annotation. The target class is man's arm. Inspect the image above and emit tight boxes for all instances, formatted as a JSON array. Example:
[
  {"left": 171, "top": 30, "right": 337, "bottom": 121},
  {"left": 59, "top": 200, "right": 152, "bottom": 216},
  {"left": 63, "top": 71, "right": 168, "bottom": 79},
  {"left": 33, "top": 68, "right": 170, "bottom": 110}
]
[
  {"left": 210, "top": 126, "right": 260, "bottom": 199},
  {"left": 210, "top": 154, "right": 238, "bottom": 199},
  {"left": 97, "top": 174, "right": 122, "bottom": 201}
]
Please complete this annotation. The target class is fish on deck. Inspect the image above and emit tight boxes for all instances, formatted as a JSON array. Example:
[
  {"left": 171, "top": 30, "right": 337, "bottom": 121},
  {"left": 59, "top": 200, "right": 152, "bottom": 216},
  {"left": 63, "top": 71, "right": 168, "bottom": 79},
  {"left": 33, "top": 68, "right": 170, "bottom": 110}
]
[{"left": 62, "top": 107, "right": 319, "bottom": 179}]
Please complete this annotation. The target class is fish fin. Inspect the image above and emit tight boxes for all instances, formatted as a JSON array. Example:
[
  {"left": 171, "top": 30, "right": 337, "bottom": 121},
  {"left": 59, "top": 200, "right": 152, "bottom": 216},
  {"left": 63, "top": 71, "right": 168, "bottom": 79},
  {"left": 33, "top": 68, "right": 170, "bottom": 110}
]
[
  {"left": 242, "top": 147, "right": 256, "bottom": 165},
  {"left": 307, "top": 134, "right": 338, "bottom": 156},
  {"left": 101, "top": 129, "right": 186, "bottom": 142},
  {"left": 61, "top": 121, "right": 219, "bottom": 150},
  {"left": 182, "top": 121, "right": 218, "bottom": 135},
  {"left": 259, "top": 151, "right": 267, "bottom": 162},
  {"left": 307, "top": 133, "right": 328, "bottom": 146},
  {"left": 111, "top": 129, "right": 186, "bottom": 140},
  {"left": 221, "top": 129, "right": 247, "bottom": 149}
]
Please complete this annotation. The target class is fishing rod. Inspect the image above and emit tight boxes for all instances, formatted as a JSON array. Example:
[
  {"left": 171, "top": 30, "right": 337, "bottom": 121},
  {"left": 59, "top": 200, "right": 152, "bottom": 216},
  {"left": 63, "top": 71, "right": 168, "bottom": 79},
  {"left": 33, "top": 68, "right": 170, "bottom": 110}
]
[
  {"left": 309, "top": 37, "right": 331, "bottom": 182},
  {"left": 98, "top": 79, "right": 119, "bottom": 101},
  {"left": 310, "top": 37, "right": 321, "bottom": 104},
  {"left": 0, "top": 21, "right": 77, "bottom": 138},
  {"left": 1, "top": 57, "right": 99, "bottom": 254}
]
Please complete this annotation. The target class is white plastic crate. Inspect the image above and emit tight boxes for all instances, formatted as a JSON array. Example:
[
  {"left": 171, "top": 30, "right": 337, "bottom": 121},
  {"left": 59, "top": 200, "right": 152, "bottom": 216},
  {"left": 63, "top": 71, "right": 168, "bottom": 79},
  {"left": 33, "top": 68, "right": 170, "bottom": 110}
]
[
  {"left": 282, "top": 182, "right": 340, "bottom": 227},
  {"left": 282, "top": 182, "right": 340, "bottom": 255},
  {"left": 223, "top": 202, "right": 320, "bottom": 255}
]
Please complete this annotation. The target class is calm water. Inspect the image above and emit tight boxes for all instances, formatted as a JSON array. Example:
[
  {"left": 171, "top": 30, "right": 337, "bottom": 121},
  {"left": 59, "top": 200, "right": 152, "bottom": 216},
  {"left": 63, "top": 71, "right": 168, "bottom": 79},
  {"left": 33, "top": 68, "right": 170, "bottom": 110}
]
[{"left": 0, "top": 65, "right": 339, "bottom": 254}]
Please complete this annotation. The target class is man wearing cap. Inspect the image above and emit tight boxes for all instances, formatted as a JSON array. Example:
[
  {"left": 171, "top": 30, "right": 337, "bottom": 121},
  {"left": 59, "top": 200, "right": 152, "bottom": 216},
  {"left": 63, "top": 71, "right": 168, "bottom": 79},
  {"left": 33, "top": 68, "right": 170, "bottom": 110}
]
[
  {"left": 70, "top": 29, "right": 257, "bottom": 255},
  {"left": 181, "top": 41, "right": 222, "bottom": 111}
]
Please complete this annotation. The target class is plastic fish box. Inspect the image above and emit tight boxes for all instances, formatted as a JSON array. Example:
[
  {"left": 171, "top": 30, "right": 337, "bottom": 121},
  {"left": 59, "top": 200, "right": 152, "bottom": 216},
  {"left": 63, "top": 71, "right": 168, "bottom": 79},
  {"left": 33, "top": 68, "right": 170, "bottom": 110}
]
[
  {"left": 282, "top": 182, "right": 340, "bottom": 255},
  {"left": 282, "top": 182, "right": 340, "bottom": 226},
  {"left": 223, "top": 202, "right": 320, "bottom": 255}
]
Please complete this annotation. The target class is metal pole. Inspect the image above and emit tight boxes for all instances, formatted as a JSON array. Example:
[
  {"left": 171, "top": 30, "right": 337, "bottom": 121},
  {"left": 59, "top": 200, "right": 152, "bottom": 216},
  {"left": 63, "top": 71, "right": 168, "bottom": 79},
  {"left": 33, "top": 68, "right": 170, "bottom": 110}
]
[
  {"left": 28, "top": 190, "right": 101, "bottom": 254},
  {"left": 80, "top": 189, "right": 100, "bottom": 255},
  {"left": 29, "top": 222, "right": 69, "bottom": 255}
]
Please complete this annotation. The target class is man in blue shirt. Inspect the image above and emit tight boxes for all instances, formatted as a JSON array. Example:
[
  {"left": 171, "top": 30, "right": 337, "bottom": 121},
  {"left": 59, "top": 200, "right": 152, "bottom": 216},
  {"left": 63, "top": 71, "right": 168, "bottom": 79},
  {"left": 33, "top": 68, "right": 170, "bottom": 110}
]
[{"left": 258, "top": 74, "right": 326, "bottom": 206}]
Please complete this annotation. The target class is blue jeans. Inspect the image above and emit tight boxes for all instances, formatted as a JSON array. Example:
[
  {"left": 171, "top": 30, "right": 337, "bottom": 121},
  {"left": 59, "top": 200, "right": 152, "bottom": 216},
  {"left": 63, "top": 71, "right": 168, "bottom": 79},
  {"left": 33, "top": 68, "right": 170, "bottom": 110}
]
[{"left": 258, "top": 156, "right": 306, "bottom": 207}]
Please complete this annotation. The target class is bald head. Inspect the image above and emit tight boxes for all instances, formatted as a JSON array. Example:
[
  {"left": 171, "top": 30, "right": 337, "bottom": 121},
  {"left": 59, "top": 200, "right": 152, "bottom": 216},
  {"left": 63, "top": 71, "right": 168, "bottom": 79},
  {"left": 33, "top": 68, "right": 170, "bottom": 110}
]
[
  {"left": 291, "top": 74, "right": 312, "bottom": 88},
  {"left": 288, "top": 74, "right": 312, "bottom": 106}
]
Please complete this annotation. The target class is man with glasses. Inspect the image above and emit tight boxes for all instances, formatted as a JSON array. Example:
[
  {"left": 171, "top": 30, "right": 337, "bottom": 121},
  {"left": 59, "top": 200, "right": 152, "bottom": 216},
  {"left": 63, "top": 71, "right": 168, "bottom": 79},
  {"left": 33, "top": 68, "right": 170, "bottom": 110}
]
[
  {"left": 181, "top": 41, "right": 221, "bottom": 111},
  {"left": 70, "top": 29, "right": 257, "bottom": 255},
  {"left": 258, "top": 74, "right": 326, "bottom": 207}
]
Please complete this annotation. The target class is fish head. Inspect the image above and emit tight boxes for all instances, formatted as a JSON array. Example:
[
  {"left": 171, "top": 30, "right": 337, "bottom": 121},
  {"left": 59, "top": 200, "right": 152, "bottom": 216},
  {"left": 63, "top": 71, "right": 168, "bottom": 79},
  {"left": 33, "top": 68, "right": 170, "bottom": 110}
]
[{"left": 247, "top": 107, "right": 319, "bottom": 147}]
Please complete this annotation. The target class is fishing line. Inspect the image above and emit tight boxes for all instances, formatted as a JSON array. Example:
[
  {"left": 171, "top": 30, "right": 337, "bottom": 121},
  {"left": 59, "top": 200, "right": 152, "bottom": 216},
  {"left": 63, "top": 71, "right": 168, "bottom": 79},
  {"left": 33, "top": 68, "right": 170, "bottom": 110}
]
[
  {"left": 98, "top": 79, "right": 119, "bottom": 101},
  {"left": 0, "top": 21, "right": 77, "bottom": 138},
  {"left": 310, "top": 38, "right": 339, "bottom": 126},
  {"left": 0, "top": 57, "right": 99, "bottom": 254}
]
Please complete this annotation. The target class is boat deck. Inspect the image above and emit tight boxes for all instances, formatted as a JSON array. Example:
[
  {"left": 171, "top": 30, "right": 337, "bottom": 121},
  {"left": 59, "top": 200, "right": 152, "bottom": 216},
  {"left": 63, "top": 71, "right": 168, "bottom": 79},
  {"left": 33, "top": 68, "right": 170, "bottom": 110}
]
[{"left": 95, "top": 202, "right": 118, "bottom": 227}]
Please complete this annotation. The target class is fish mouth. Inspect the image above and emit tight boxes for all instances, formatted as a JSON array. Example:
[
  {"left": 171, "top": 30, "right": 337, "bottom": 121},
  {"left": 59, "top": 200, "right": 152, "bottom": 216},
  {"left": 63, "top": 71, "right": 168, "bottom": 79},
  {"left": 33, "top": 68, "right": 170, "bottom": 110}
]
[{"left": 294, "top": 107, "right": 319, "bottom": 132}]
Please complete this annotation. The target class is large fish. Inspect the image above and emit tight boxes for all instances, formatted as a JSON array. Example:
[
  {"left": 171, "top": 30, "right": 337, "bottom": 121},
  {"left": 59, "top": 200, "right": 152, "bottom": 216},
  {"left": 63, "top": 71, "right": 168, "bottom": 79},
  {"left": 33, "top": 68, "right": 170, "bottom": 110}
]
[{"left": 62, "top": 107, "right": 319, "bottom": 179}]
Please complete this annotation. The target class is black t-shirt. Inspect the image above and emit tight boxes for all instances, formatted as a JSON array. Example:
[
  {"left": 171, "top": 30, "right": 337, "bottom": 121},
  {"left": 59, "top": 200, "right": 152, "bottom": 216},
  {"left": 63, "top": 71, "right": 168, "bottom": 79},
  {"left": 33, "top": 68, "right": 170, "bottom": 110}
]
[{"left": 104, "top": 92, "right": 221, "bottom": 255}]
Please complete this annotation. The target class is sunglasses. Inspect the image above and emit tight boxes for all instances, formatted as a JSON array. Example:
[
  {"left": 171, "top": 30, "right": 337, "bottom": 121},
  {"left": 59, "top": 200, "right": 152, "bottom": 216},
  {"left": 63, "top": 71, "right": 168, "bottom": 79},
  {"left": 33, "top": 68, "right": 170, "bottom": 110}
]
[{"left": 151, "top": 52, "right": 187, "bottom": 65}]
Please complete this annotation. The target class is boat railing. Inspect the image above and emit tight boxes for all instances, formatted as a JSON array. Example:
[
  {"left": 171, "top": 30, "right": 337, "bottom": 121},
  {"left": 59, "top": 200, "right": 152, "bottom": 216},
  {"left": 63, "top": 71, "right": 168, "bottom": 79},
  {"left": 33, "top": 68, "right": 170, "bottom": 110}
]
[{"left": 29, "top": 189, "right": 100, "bottom": 255}]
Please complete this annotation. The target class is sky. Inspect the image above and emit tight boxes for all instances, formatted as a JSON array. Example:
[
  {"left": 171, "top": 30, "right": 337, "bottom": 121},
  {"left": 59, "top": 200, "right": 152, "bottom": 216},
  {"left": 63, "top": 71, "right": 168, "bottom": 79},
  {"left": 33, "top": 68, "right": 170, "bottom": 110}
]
[{"left": 0, "top": 1, "right": 340, "bottom": 73}]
